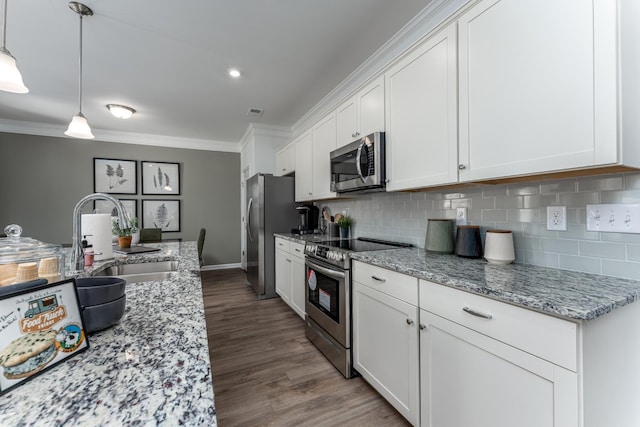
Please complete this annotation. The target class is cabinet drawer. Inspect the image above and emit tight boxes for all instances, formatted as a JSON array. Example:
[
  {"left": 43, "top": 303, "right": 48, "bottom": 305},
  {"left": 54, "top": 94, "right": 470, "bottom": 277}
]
[
  {"left": 352, "top": 261, "right": 418, "bottom": 305},
  {"left": 420, "top": 280, "right": 578, "bottom": 371},
  {"left": 275, "top": 237, "right": 289, "bottom": 252},
  {"left": 290, "top": 241, "right": 305, "bottom": 259}
]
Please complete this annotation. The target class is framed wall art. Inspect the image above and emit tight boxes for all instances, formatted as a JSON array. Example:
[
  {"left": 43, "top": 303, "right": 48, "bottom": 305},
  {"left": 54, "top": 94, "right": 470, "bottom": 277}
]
[
  {"left": 142, "top": 200, "right": 180, "bottom": 232},
  {"left": 93, "top": 199, "right": 137, "bottom": 220},
  {"left": 141, "top": 161, "right": 180, "bottom": 195},
  {"left": 0, "top": 278, "right": 89, "bottom": 395},
  {"left": 93, "top": 158, "right": 137, "bottom": 194}
]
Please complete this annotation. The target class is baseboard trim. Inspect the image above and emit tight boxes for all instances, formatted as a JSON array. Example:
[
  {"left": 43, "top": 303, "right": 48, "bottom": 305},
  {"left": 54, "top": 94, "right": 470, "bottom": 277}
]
[{"left": 200, "top": 263, "right": 243, "bottom": 271}]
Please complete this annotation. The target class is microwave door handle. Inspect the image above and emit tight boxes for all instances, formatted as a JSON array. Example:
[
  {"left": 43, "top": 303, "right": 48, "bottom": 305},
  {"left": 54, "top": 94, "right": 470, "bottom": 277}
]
[{"left": 356, "top": 140, "right": 367, "bottom": 183}]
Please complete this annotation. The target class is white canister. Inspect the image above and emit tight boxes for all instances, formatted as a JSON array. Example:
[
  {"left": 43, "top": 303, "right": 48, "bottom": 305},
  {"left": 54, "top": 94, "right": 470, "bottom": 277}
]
[
  {"left": 483, "top": 230, "right": 515, "bottom": 265},
  {"left": 81, "top": 213, "right": 113, "bottom": 261}
]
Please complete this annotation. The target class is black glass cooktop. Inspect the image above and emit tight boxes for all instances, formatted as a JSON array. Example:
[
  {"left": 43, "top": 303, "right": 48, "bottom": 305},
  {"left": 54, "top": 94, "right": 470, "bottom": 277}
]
[{"left": 316, "top": 237, "right": 412, "bottom": 252}]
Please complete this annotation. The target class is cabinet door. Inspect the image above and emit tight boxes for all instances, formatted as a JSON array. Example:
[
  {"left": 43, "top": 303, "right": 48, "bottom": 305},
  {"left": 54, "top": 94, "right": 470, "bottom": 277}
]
[
  {"left": 275, "top": 142, "right": 295, "bottom": 176},
  {"left": 289, "top": 254, "right": 306, "bottom": 319},
  {"left": 312, "top": 111, "right": 337, "bottom": 200},
  {"left": 336, "top": 95, "right": 357, "bottom": 148},
  {"left": 458, "top": 0, "right": 617, "bottom": 181},
  {"left": 294, "top": 129, "right": 313, "bottom": 201},
  {"left": 275, "top": 248, "right": 291, "bottom": 304},
  {"left": 385, "top": 23, "right": 458, "bottom": 191},
  {"left": 353, "top": 282, "right": 419, "bottom": 425},
  {"left": 419, "top": 309, "right": 579, "bottom": 427},
  {"left": 358, "top": 75, "right": 385, "bottom": 138}
]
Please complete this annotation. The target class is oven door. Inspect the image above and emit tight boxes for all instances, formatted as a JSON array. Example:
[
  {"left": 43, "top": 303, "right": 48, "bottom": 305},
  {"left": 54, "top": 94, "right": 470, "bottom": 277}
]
[{"left": 305, "top": 256, "right": 349, "bottom": 347}]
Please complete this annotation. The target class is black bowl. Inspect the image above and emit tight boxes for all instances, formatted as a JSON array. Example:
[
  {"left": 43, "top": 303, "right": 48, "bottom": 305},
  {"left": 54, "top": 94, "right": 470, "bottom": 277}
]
[
  {"left": 82, "top": 294, "right": 126, "bottom": 333},
  {"left": 76, "top": 276, "right": 126, "bottom": 306}
]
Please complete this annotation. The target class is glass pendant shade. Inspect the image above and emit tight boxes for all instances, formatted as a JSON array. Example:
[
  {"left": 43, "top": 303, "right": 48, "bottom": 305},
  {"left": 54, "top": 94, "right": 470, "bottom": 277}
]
[
  {"left": 65, "top": 113, "right": 95, "bottom": 139},
  {"left": 106, "top": 104, "right": 135, "bottom": 119},
  {"left": 0, "top": 49, "right": 28, "bottom": 94}
]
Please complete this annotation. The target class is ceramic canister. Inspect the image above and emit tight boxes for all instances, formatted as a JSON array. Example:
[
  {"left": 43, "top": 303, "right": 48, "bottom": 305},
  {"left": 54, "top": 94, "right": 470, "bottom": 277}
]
[
  {"left": 483, "top": 229, "right": 515, "bottom": 264},
  {"left": 455, "top": 225, "right": 483, "bottom": 258},
  {"left": 425, "top": 219, "right": 455, "bottom": 253}
]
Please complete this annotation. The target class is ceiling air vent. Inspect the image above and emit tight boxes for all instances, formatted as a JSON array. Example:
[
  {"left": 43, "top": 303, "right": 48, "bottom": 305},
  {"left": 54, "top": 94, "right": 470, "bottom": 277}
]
[{"left": 247, "top": 108, "right": 264, "bottom": 117}]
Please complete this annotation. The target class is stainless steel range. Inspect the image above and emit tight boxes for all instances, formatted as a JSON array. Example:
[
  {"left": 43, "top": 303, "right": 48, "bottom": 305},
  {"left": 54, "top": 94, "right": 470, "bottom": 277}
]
[{"left": 304, "top": 237, "right": 412, "bottom": 378}]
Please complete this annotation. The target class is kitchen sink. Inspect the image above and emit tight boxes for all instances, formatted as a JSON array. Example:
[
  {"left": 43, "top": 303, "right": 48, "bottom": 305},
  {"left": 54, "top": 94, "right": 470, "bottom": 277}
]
[{"left": 94, "top": 261, "right": 179, "bottom": 283}]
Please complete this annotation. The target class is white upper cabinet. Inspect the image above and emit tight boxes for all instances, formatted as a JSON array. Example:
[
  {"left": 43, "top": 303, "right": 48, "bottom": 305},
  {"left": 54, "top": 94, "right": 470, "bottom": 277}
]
[
  {"left": 385, "top": 23, "right": 458, "bottom": 191},
  {"left": 336, "top": 76, "right": 385, "bottom": 148},
  {"left": 457, "top": 0, "right": 619, "bottom": 181},
  {"left": 311, "top": 111, "right": 338, "bottom": 200},
  {"left": 275, "top": 141, "right": 295, "bottom": 177},
  {"left": 294, "top": 129, "right": 313, "bottom": 202}
]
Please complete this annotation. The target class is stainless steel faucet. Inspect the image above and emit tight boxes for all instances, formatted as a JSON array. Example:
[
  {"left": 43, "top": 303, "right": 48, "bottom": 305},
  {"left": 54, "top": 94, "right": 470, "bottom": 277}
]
[{"left": 70, "top": 193, "right": 131, "bottom": 272}]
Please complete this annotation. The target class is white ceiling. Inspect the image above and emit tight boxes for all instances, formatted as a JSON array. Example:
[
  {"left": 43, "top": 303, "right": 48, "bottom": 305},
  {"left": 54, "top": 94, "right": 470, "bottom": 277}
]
[{"left": 0, "top": 0, "right": 432, "bottom": 149}]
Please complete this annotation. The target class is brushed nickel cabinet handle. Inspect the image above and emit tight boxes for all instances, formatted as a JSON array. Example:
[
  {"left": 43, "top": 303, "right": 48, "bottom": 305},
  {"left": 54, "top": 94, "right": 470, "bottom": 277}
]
[
  {"left": 406, "top": 319, "right": 414, "bottom": 325},
  {"left": 371, "top": 275, "right": 386, "bottom": 282},
  {"left": 463, "top": 306, "right": 492, "bottom": 319},
  {"left": 458, "top": 164, "right": 466, "bottom": 170},
  {"left": 419, "top": 323, "right": 427, "bottom": 330}
]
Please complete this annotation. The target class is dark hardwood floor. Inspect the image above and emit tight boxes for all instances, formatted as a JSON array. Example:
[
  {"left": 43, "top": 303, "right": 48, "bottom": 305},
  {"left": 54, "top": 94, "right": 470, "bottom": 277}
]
[{"left": 201, "top": 268, "right": 410, "bottom": 427}]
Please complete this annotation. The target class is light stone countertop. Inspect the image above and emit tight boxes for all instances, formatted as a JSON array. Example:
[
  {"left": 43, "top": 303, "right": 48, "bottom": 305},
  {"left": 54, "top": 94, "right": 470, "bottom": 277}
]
[
  {"left": 0, "top": 241, "right": 216, "bottom": 426},
  {"left": 350, "top": 247, "right": 640, "bottom": 321},
  {"left": 278, "top": 233, "right": 640, "bottom": 321}
]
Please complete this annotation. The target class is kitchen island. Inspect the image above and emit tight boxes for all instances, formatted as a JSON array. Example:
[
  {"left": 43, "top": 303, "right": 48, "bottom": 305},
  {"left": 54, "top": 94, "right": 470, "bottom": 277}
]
[{"left": 0, "top": 241, "right": 216, "bottom": 426}]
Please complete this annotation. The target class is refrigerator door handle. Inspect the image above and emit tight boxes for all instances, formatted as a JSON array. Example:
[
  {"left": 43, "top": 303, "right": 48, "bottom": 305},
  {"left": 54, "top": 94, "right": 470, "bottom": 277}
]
[{"left": 246, "top": 197, "right": 253, "bottom": 243}]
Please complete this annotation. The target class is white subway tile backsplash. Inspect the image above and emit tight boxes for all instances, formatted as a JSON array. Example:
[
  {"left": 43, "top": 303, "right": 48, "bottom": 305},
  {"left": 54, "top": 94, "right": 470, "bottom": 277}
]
[
  {"left": 320, "top": 172, "right": 640, "bottom": 279},
  {"left": 579, "top": 241, "right": 627, "bottom": 260}
]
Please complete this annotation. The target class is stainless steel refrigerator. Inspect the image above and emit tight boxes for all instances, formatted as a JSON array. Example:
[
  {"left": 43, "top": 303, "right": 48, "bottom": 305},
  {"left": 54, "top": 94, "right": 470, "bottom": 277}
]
[{"left": 245, "top": 173, "right": 299, "bottom": 299}]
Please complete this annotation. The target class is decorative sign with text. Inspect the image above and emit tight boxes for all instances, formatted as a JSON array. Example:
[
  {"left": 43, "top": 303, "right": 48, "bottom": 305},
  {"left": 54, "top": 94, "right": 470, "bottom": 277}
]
[{"left": 0, "top": 279, "right": 89, "bottom": 395}]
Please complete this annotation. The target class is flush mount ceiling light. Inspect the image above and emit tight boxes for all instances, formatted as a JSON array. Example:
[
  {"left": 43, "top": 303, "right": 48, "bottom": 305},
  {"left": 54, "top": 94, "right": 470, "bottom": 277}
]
[
  {"left": 0, "top": 0, "right": 28, "bottom": 93},
  {"left": 106, "top": 104, "right": 136, "bottom": 119},
  {"left": 64, "top": 2, "right": 94, "bottom": 139},
  {"left": 228, "top": 68, "right": 241, "bottom": 78}
]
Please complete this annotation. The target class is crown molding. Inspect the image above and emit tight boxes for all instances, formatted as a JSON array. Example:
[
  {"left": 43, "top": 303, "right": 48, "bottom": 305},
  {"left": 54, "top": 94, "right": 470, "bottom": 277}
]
[
  {"left": 0, "top": 118, "right": 240, "bottom": 152},
  {"left": 291, "top": 0, "right": 470, "bottom": 138},
  {"left": 239, "top": 123, "right": 292, "bottom": 151}
]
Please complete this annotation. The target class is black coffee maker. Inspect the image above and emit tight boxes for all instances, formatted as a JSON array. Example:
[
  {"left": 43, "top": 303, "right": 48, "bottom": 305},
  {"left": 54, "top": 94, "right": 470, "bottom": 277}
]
[{"left": 295, "top": 204, "right": 319, "bottom": 234}]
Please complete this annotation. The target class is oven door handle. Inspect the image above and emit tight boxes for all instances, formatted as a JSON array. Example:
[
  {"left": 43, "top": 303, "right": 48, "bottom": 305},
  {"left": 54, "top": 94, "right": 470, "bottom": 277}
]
[{"left": 305, "top": 258, "right": 345, "bottom": 280}]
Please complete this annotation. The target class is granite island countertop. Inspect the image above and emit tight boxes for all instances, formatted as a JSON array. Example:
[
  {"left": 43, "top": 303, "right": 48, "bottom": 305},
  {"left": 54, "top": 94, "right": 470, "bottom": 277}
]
[
  {"left": 0, "top": 241, "right": 216, "bottom": 426},
  {"left": 350, "top": 247, "right": 640, "bottom": 322}
]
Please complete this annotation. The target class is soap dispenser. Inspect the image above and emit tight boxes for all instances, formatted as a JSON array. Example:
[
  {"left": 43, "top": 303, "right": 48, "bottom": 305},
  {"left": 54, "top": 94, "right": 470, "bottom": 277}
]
[{"left": 82, "top": 235, "right": 94, "bottom": 267}]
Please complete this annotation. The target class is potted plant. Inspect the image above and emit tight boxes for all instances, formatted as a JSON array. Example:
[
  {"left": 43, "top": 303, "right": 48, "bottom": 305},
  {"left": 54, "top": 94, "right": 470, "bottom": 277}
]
[
  {"left": 336, "top": 215, "right": 352, "bottom": 239},
  {"left": 129, "top": 217, "right": 140, "bottom": 245},
  {"left": 112, "top": 218, "right": 132, "bottom": 248}
]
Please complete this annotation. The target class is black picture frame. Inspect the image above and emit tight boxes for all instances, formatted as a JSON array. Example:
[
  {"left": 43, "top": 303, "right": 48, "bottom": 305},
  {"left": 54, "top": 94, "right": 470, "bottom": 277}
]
[
  {"left": 0, "top": 278, "right": 89, "bottom": 395},
  {"left": 141, "top": 161, "right": 180, "bottom": 195},
  {"left": 93, "top": 199, "right": 137, "bottom": 220},
  {"left": 93, "top": 158, "right": 137, "bottom": 194},
  {"left": 142, "top": 199, "right": 181, "bottom": 232}
]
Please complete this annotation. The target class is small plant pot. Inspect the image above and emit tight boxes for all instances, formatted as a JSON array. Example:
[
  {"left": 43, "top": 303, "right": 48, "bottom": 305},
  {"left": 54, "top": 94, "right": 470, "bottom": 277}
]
[
  {"left": 118, "top": 236, "right": 132, "bottom": 249},
  {"left": 340, "top": 227, "right": 350, "bottom": 239},
  {"left": 131, "top": 231, "right": 140, "bottom": 245}
]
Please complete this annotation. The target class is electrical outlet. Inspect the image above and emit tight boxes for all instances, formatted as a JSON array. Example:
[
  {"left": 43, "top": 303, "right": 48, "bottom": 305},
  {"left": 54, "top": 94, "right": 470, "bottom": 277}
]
[
  {"left": 456, "top": 208, "right": 468, "bottom": 226},
  {"left": 546, "top": 206, "right": 567, "bottom": 231}
]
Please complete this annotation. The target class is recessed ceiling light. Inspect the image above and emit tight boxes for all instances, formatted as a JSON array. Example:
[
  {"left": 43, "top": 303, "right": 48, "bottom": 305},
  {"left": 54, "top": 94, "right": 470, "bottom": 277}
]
[
  {"left": 228, "top": 68, "right": 241, "bottom": 78},
  {"left": 106, "top": 104, "right": 136, "bottom": 119}
]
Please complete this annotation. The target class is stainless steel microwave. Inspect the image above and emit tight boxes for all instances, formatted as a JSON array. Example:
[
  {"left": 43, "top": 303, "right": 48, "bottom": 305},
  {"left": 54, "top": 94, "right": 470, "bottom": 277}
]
[{"left": 330, "top": 132, "right": 385, "bottom": 194}]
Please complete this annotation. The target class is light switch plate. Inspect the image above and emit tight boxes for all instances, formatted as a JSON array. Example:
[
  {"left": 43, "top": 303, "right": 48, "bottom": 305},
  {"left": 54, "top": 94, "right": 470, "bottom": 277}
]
[
  {"left": 546, "top": 206, "right": 567, "bottom": 231},
  {"left": 586, "top": 204, "right": 640, "bottom": 233},
  {"left": 456, "top": 208, "right": 468, "bottom": 226}
]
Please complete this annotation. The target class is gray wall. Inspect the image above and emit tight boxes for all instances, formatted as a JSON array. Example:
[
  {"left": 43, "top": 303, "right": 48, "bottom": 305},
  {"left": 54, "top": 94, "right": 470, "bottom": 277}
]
[
  {"left": 320, "top": 172, "right": 640, "bottom": 281},
  {"left": 0, "top": 132, "right": 240, "bottom": 266}
]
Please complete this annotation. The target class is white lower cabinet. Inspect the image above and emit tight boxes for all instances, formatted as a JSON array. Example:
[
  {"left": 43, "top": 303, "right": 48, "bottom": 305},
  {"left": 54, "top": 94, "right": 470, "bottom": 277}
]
[
  {"left": 352, "top": 261, "right": 420, "bottom": 425},
  {"left": 274, "top": 237, "right": 305, "bottom": 319},
  {"left": 419, "top": 308, "right": 578, "bottom": 427},
  {"left": 352, "top": 261, "right": 580, "bottom": 427}
]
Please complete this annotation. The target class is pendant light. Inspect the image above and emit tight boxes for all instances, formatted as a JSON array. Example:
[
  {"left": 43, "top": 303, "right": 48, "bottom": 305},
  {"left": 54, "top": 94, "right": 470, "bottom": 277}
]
[
  {"left": 0, "top": 0, "right": 28, "bottom": 93},
  {"left": 65, "top": 2, "right": 94, "bottom": 139}
]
